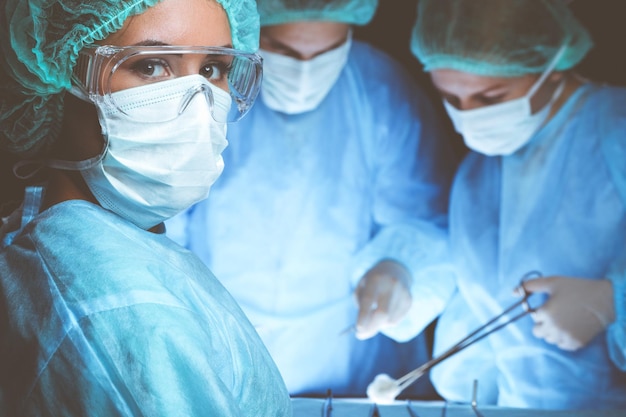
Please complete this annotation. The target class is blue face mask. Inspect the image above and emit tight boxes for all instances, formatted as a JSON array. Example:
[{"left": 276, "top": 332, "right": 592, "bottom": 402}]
[{"left": 443, "top": 45, "right": 567, "bottom": 156}]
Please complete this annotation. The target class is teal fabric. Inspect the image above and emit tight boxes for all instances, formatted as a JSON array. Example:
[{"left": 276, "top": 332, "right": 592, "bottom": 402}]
[
  {"left": 441, "top": 84, "right": 626, "bottom": 409},
  {"left": 0, "top": 0, "right": 259, "bottom": 157},
  {"left": 411, "top": 0, "right": 593, "bottom": 76},
  {"left": 0, "top": 188, "right": 291, "bottom": 416},
  {"left": 258, "top": 0, "right": 377, "bottom": 26}
]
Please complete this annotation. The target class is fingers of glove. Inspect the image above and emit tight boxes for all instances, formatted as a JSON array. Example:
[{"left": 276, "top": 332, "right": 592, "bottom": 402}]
[
  {"left": 355, "top": 308, "right": 388, "bottom": 340},
  {"left": 384, "top": 287, "right": 412, "bottom": 325},
  {"left": 532, "top": 306, "right": 598, "bottom": 350},
  {"left": 520, "top": 276, "right": 559, "bottom": 295},
  {"left": 535, "top": 324, "right": 584, "bottom": 351},
  {"left": 556, "top": 336, "right": 584, "bottom": 351},
  {"left": 532, "top": 320, "right": 550, "bottom": 339},
  {"left": 355, "top": 280, "right": 387, "bottom": 339}
]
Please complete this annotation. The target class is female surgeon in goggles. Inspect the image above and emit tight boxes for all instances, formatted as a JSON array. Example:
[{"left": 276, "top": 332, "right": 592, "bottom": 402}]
[
  {"left": 375, "top": 0, "right": 626, "bottom": 410},
  {"left": 0, "top": 0, "right": 292, "bottom": 415}
]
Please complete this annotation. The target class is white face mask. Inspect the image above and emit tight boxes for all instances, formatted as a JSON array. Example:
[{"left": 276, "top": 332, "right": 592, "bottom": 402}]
[
  {"left": 55, "top": 75, "right": 231, "bottom": 230},
  {"left": 443, "top": 46, "right": 567, "bottom": 156},
  {"left": 258, "top": 30, "right": 352, "bottom": 115}
]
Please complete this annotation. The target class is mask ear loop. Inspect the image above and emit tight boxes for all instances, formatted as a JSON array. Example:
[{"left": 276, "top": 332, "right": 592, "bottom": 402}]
[
  {"left": 527, "top": 44, "right": 568, "bottom": 99},
  {"left": 41, "top": 85, "right": 109, "bottom": 172},
  {"left": 45, "top": 139, "right": 109, "bottom": 172},
  {"left": 13, "top": 160, "right": 46, "bottom": 180}
]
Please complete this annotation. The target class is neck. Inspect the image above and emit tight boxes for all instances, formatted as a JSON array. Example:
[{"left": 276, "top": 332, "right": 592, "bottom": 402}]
[
  {"left": 547, "top": 72, "right": 586, "bottom": 121},
  {"left": 41, "top": 168, "right": 98, "bottom": 211}
]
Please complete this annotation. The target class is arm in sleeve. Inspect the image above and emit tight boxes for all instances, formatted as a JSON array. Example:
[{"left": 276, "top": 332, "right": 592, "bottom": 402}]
[
  {"left": 602, "top": 124, "right": 626, "bottom": 370},
  {"left": 350, "top": 71, "right": 459, "bottom": 341}
]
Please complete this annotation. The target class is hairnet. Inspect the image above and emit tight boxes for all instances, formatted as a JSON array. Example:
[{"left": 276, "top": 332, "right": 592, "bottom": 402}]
[
  {"left": 258, "top": 0, "right": 378, "bottom": 27},
  {"left": 0, "top": 0, "right": 260, "bottom": 157},
  {"left": 410, "top": 0, "right": 593, "bottom": 77}
]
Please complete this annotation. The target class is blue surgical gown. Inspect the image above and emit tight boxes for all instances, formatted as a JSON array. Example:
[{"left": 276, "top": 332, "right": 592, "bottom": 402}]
[
  {"left": 0, "top": 187, "right": 292, "bottom": 416},
  {"left": 433, "top": 83, "right": 626, "bottom": 409},
  {"left": 166, "top": 40, "right": 456, "bottom": 397}
]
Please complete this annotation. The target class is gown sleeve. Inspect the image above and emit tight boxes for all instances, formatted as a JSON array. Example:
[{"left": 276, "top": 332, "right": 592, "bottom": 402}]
[
  {"left": 602, "top": 109, "right": 626, "bottom": 371},
  {"left": 348, "top": 57, "right": 459, "bottom": 342}
]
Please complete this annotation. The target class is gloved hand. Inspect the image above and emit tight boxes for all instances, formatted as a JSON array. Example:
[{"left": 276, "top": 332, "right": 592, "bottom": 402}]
[
  {"left": 522, "top": 276, "right": 616, "bottom": 351},
  {"left": 354, "top": 259, "right": 412, "bottom": 340}
]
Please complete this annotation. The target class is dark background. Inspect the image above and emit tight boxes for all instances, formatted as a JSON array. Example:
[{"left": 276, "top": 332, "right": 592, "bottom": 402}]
[{"left": 2, "top": 0, "right": 626, "bottom": 216}]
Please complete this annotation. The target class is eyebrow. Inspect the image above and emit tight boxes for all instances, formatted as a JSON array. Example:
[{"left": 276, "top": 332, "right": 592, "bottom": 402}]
[
  {"left": 437, "top": 83, "right": 508, "bottom": 98},
  {"left": 131, "top": 39, "right": 234, "bottom": 48},
  {"left": 261, "top": 35, "right": 346, "bottom": 58},
  {"left": 261, "top": 37, "right": 299, "bottom": 55}
]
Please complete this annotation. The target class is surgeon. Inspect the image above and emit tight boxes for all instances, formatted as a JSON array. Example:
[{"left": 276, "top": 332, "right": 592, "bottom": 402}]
[
  {"left": 390, "top": 0, "right": 626, "bottom": 410},
  {"left": 0, "top": 0, "right": 292, "bottom": 415},
  {"left": 166, "top": 0, "right": 456, "bottom": 397}
]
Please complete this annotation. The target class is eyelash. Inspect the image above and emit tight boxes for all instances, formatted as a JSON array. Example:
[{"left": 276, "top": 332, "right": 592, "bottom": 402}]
[
  {"left": 478, "top": 95, "right": 506, "bottom": 105},
  {"left": 127, "top": 59, "right": 232, "bottom": 81},
  {"left": 443, "top": 94, "right": 506, "bottom": 108}
]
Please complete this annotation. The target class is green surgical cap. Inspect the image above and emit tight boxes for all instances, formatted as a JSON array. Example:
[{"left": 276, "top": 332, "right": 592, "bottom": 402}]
[
  {"left": 258, "top": 0, "right": 378, "bottom": 26},
  {"left": 410, "top": 0, "right": 593, "bottom": 77},
  {"left": 0, "top": 0, "right": 260, "bottom": 157}
]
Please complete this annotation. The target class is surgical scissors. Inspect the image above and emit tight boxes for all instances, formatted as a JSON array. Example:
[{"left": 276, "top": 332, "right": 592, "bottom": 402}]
[{"left": 388, "top": 271, "right": 543, "bottom": 396}]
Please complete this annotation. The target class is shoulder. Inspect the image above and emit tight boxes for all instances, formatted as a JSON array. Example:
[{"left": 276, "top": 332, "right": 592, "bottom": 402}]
[
  {"left": 15, "top": 201, "right": 210, "bottom": 303},
  {"left": 588, "top": 85, "right": 626, "bottom": 206},
  {"left": 579, "top": 85, "right": 626, "bottom": 150},
  {"left": 578, "top": 84, "right": 626, "bottom": 128}
]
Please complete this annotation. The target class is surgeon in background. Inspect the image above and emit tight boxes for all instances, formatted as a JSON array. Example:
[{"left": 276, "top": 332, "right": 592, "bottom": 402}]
[
  {"left": 167, "top": 0, "right": 456, "bottom": 397},
  {"left": 358, "top": 0, "right": 626, "bottom": 410},
  {"left": 0, "top": 0, "right": 291, "bottom": 415}
]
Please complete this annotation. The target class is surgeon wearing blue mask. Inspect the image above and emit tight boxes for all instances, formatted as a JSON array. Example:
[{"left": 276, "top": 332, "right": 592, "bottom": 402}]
[
  {"left": 0, "top": 0, "right": 292, "bottom": 415},
  {"left": 373, "top": 0, "right": 626, "bottom": 410},
  {"left": 166, "top": 0, "right": 457, "bottom": 397}
]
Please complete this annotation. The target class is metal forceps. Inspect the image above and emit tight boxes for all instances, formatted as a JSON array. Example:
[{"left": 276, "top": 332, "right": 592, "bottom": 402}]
[{"left": 390, "top": 271, "right": 543, "bottom": 395}]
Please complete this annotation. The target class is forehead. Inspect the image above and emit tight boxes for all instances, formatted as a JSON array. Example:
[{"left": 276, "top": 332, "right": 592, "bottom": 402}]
[
  {"left": 430, "top": 69, "right": 536, "bottom": 95},
  {"left": 102, "top": 0, "right": 232, "bottom": 47},
  {"left": 260, "top": 21, "right": 349, "bottom": 55}
]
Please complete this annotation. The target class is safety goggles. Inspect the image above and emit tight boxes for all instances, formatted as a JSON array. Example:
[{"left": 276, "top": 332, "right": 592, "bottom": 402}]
[{"left": 71, "top": 45, "right": 263, "bottom": 123}]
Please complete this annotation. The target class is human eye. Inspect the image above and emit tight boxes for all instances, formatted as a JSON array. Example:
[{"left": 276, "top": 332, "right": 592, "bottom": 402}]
[
  {"left": 199, "top": 59, "right": 232, "bottom": 82},
  {"left": 478, "top": 94, "right": 507, "bottom": 106},
  {"left": 127, "top": 58, "right": 172, "bottom": 81}
]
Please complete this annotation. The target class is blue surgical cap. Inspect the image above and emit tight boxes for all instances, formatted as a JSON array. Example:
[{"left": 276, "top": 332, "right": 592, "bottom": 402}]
[
  {"left": 0, "top": 0, "right": 260, "bottom": 157},
  {"left": 258, "top": 0, "right": 378, "bottom": 27},
  {"left": 410, "top": 0, "right": 593, "bottom": 77}
]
